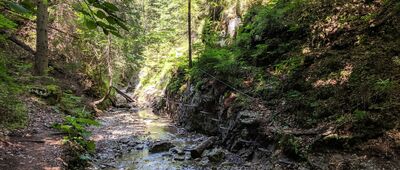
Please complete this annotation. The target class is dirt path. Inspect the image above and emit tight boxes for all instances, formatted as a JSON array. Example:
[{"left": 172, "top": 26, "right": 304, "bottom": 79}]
[{"left": 0, "top": 98, "right": 65, "bottom": 170}]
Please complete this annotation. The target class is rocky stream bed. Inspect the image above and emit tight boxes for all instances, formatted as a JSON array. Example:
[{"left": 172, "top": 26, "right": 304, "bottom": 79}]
[{"left": 88, "top": 108, "right": 252, "bottom": 170}]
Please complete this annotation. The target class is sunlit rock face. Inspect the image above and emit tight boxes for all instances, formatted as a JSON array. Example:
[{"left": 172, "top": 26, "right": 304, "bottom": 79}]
[{"left": 228, "top": 17, "right": 241, "bottom": 38}]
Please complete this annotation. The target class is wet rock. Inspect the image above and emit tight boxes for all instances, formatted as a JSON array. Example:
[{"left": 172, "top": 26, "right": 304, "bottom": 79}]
[
  {"left": 199, "top": 157, "right": 210, "bottom": 166},
  {"left": 170, "top": 147, "right": 184, "bottom": 155},
  {"left": 184, "top": 152, "right": 192, "bottom": 160},
  {"left": 119, "top": 138, "right": 130, "bottom": 144},
  {"left": 149, "top": 141, "right": 174, "bottom": 153},
  {"left": 238, "top": 110, "right": 260, "bottom": 125},
  {"left": 174, "top": 155, "right": 185, "bottom": 161},
  {"left": 135, "top": 144, "right": 145, "bottom": 150},
  {"left": 115, "top": 93, "right": 130, "bottom": 108},
  {"left": 203, "top": 148, "right": 225, "bottom": 163},
  {"left": 220, "top": 161, "right": 234, "bottom": 167},
  {"left": 191, "top": 136, "right": 217, "bottom": 158},
  {"left": 128, "top": 140, "right": 138, "bottom": 147}
]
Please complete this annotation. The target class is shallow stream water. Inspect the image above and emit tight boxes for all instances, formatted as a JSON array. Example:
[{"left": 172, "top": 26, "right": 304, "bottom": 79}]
[{"left": 91, "top": 108, "right": 209, "bottom": 170}]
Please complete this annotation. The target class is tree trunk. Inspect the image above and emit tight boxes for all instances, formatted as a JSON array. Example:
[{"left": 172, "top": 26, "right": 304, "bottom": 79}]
[
  {"left": 34, "top": 0, "right": 49, "bottom": 75},
  {"left": 188, "top": 0, "right": 192, "bottom": 68}
]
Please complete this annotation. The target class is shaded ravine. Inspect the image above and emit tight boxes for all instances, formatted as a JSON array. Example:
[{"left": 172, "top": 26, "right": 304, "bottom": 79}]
[{"left": 89, "top": 108, "right": 241, "bottom": 170}]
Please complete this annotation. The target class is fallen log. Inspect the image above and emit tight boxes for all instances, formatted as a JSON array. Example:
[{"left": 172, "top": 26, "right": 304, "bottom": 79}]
[
  {"left": 112, "top": 86, "right": 135, "bottom": 103},
  {"left": 1, "top": 30, "right": 35, "bottom": 55},
  {"left": 190, "top": 136, "right": 218, "bottom": 158}
]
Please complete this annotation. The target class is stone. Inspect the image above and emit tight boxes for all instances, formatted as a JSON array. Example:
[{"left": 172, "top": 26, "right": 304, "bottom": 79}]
[
  {"left": 170, "top": 147, "right": 184, "bottom": 155},
  {"left": 149, "top": 141, "right": 174, "bottom": 153},
  {"left": 238, "top": 110, "right": 260, "bottom": 125},
  {"left": 200, "top": 157, "right": 210, "bottom": 166},
  {"left": 203, "top": 148, "right": 225, "bottom": 163},
  {"left": 135, "top": 144, "right": 144, "bottom": 150},
  {"left": 174, "top": 155, "right": 185, "bottom": 161},
  {"left": 119, "top": 138, "right": 130, "bottom": 144},
  {"left": 190, "top": 136, "right": 217, "bottom": 158}
]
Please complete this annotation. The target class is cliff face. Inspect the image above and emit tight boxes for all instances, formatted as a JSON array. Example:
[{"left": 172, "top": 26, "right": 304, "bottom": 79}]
[{"left": 158, "top": 0, "right": 400, "bottom": 168}]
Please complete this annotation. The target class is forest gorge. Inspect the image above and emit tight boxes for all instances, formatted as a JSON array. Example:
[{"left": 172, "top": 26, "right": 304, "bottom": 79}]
[{"left": 0, "top": 0, "right": 399, "bottom": 169}]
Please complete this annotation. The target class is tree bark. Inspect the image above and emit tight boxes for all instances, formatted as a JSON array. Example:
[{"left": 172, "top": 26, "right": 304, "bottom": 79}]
[
  {"left": 188, "top": 0, "right": 192, "bottom": 68},
  {"left": 34, "top": 0, "right": 49, "bottom": 75}
]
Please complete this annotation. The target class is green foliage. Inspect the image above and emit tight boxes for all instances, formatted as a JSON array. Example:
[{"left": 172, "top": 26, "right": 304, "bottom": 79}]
[
  {"left": 0, "top": 14, "right": 17, "bottom": 29},
  {"left": 73, "top": 0, "right": 129, "bottom": 36},
  {"left": 374, "top": 79, "right": 394, "bottom": 92},
  {"left": 54, "top": 115, "right": 99, "bottom": 153},
  {"left": 167, "top": 68, "right": 187, "bottom": 93},
  {"left": 235, "top": 0, "right": 307, "bottom": 65},
  {"left": 0, "top": 53, "right": 27, "bottom": 129},
  {"left": 1, "top": 0, "right": 35, "bottom": 16},
  {"left": 0, "top": 87, "right": 27, "bottom": 129},
  {"left": 353, "top": 109, "right": 368, "bottom": 120},
  {"left": 54, "top": 95, "right": 99, "bottom": 164},
  {"left": 274, "top": 56, "right": 303, "bottom": 76},
  {"left": 201, "top": 19, "right": 219, "bottom": 46},
  {"left": 59, "top": 93, "right": 92, "bottom": 118},
  {"left": 192, "top": 48, "right": 239, "bottom": 78},
  {"left": 278, "top": 134, "right": 305, "bottom": 160}
]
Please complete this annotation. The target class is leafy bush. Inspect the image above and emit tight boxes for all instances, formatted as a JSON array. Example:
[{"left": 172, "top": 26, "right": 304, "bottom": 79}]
[
  {"left": 236, "top": 0, "right": 308, "bottom": 65},
  {"left": 54, "top": 116, "right": 99, "bottom": 153},
  {"left": 53, "top": 102, "right": 99, "bottom": 165},
  {"left": 192, "top": 47, "right": 240, "bottom": 78}
]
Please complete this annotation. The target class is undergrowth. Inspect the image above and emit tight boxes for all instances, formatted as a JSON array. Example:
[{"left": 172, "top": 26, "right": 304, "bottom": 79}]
[
  {"left": 0, "top": 50, "right": 27, "bottom": 130},
  {"left": 53, "top": 92, "right": 99, "bottom": 167},
  {"left": 166, "top": 0, "right": 400, "bottom": 153}
]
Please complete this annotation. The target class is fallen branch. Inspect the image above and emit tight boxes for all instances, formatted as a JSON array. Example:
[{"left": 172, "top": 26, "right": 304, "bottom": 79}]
[
  {"left": 1, "top": 30, "right": 35, "bottom": 55},
  {"left": 19, "top": 140, "right": 46, "bottom": 143},
  {"left": 112, "top": 86, "right": 135, "bottom": 103},
  {"left": 90, "top": 82, "right": 112, "bottom": 114}
]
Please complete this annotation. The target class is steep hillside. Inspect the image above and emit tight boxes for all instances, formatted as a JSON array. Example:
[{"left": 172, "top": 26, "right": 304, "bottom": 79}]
[{"left": 161, "top": 0, "right": 400, "bottom": 168}]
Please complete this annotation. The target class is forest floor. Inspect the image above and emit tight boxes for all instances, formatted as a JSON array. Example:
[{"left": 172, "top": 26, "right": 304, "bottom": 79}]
[{"left": 0, "top": 97, "right": 66, "bottom": 170}]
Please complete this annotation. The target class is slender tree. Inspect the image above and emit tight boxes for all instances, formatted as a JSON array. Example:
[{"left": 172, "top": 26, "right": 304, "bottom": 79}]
[
  {"left": 33, "top": 0, "right": 49, "bottom": 75},
  {"left": 188, "top": 0, "right": 193, "bottom": 68}
]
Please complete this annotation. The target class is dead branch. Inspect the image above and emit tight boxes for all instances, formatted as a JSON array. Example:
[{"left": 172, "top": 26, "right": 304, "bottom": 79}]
[
  {"left": 1, "top": 30, "right": 35, "bottom": 54},
  {"left": 112, "top": 86, "right": 135, "bottom": 103}
]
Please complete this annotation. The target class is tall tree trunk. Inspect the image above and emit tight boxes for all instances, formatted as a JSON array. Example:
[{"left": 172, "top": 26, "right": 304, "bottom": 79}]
[
  {"left": 34, "top": 0, "right": 49, "bottom": 75},
  {"left": 188, "top": 0, "right": 193, "bottom": 68}
]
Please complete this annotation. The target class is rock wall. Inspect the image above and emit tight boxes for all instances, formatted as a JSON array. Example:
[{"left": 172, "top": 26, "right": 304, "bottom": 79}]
[{"left": 156, "top": 79, "right": 269, "bottom": 161}]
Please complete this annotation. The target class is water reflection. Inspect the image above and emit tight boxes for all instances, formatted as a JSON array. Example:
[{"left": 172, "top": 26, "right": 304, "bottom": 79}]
[{"left": 110, "top": 109, "right": 204, "bottom": 170}]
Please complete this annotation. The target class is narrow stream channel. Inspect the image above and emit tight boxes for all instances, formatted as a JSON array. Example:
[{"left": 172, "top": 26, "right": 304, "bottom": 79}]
[{"left": 90, "top": 108, "right": 211, "bottom": 170}]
